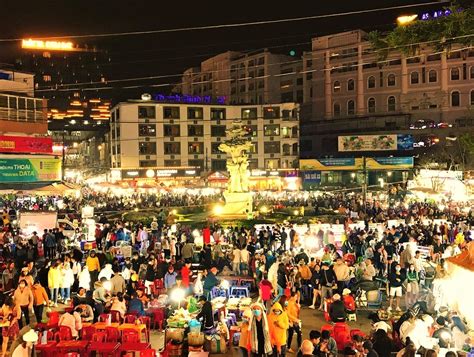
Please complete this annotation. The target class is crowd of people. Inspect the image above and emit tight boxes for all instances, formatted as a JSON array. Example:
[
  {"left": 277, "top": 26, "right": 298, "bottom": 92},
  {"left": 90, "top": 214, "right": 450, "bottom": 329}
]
[{"left": 0, "top": 190, "right": 471, "bottom": 357}]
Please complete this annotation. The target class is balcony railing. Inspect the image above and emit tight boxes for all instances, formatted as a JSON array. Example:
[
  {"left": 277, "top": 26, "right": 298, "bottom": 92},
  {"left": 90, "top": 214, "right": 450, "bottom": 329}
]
[{"left": 0, "top": 94, "right": 46, "bottom": 123}]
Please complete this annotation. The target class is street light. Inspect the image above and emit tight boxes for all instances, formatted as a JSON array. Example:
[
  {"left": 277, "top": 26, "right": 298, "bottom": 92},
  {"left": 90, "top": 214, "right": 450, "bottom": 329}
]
[{"left": 397, "top": 14, "right": 418, "bottom": 26}]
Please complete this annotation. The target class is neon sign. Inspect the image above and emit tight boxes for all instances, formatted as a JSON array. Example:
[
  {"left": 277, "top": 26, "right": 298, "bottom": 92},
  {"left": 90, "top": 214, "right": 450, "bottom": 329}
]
[
  {"left": 420, "top": 8, "right": 460, "bottom": 21},
  {"left": 22, "top": 39, "right": 74, "bottom": 51},
  {"left": 153, "top": 94, "right": 226, "bottom": 105}
]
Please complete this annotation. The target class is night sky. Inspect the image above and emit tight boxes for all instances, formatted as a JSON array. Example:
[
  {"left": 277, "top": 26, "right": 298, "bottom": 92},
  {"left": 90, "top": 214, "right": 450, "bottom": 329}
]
[{"left": 0, "top": 0, "right": 455, "bottom": 98}]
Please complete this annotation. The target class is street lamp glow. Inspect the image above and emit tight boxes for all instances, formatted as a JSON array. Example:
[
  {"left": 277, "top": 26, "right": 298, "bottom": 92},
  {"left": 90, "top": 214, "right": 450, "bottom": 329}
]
[
  {"left": 146, "top": 169, "right": 155, "bottom": 178},
  {"left": 170, "top": 288, "right": 185, "bottom": 303},
  {"left": 293, "top": 209, "right": 299, "bottom": 216},
  {"left": 397, "top": 14, "right": 418, "bottom": 26},
  {"left": 171, "top": 209, "right": 178, "bottom": 215},
  {"left": 213, "top": 204, "right": 224, "bottom": 216},
  {"left": 220, "top": 280, "right": 230, "bottom": 290},
  {"left": 260, "top": 206, "right": 268, "bottom": 214}
]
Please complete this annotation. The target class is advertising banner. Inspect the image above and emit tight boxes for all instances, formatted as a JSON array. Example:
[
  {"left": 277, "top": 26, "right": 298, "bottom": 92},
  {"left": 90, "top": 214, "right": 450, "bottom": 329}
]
[
  {"left": 302, "top": 170, "right": 321, "bottom": 184},
  {"left": 0, "top": 157, "right": 61, "bottom": 183},
  {"left": 365, "top": 157, "right": 414, "bottom": 169},
  {"left": 338, "top": 134, "right": 413, "bottom": 152},
  {"left": 0, "top": 135, "right": 53, "bottom": 154},
  {"left": 300, "top": 158, "right": 363, "bottom": 171}
]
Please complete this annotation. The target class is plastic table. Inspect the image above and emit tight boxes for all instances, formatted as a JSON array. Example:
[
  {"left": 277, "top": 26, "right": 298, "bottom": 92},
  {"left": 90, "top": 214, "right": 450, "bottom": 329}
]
[
  {"left": 88, "top": 341, "right": 120, "bottom": 356},
  {"left": 118, "top": 323, "right": 147, "bottom": 341},
  {"left": 93, "top": 322, "right": 120, "bottom": 331},
  {"left": 56, "top": 340, "right": 89, "bottom": 356},
  {"left": 118, "top": 342, "right": 151, "bottom": 356},
  {"left": 35, "top": 342, "right": 57, "bottom": 357}
]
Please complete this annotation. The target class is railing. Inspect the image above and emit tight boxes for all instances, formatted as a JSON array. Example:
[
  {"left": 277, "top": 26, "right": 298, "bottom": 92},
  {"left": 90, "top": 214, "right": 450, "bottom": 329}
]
[{"left": 0, "top": 107, "right": 46, "bottom": 123}]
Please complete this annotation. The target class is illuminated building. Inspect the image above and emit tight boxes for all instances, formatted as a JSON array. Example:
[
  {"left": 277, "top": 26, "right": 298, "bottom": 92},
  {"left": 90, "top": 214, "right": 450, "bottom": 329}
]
[
  {"left": 174, "top": 49, "right": 303, "bottom": 105},
  {"left": 299, "top": 29, "right": 474, "bottom": 182},
  {"left": 109, "top": 97, "right": 300, "bottom": 190}
]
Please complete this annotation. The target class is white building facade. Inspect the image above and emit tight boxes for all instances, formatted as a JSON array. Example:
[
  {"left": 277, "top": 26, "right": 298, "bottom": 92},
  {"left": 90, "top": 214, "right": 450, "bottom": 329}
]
[{"left": 109, "top": 99, "right": 299, "bottom": 184}]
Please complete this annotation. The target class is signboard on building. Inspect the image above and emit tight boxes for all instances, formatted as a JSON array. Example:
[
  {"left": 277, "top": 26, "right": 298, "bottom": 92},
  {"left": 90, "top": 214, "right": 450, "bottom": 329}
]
[
  {"left": 153, "top": 93, "right": 226, "bottom": 105},
  {"left": 0, "top": 157, "right": 61, "bottom": 183},
  {"left": 365, "top": 157, "right": 414, "bottom": 169},
  {"left": 300, "top": 158, "right": 363, "bottom": 171},
  {"left": 0, "top": 135, "right": 53, "bottom": 154},
  {"left": 302, "top": 170, "right": 321, "bottom": 184},
  {"left": 120, "top": 167, "right": 201, "bottom": 180},
  {"left": 338, "top": 134, "right": 413, "bottom": 152}
]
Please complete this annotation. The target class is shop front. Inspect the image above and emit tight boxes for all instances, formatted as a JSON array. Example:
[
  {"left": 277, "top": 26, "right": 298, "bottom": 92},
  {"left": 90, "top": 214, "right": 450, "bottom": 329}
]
[{"left": 110, "top": 167, "right": 203, "bottom": 188}]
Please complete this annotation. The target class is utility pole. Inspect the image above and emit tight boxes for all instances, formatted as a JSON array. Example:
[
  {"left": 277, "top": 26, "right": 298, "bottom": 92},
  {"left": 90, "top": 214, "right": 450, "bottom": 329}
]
[
  {"left": 362, "top": 156, "right": 367, "bottom": 214},
  {"left": 61, "top": 131, "right": 66, "bottom": 181}
]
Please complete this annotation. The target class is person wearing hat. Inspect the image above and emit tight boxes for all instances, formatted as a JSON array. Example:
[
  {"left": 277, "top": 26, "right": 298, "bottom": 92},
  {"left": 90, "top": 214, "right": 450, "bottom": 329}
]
[
  {"left": 268, "top": 302, "right": 289, "bottom": 357},
  {"left": 239, "top": 308, "right": 252, "bottom": 357},
  {"left": 11, "top": 328, "right": 37, "bottom": 357},
  {"left": 249, "top": 303, "right": 273, "bottom": 357},
  {"left": 342, "top": 289, "right": 356, "bottom": 314},
  {"left": 86, "top": 250, "right": 100, "bottom": 290}
]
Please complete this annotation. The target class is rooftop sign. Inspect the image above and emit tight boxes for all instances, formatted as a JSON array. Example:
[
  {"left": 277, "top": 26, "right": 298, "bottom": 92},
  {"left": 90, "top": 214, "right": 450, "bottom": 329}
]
[{"left": 22, "top": 39, "right": 74, "bottom": 51}]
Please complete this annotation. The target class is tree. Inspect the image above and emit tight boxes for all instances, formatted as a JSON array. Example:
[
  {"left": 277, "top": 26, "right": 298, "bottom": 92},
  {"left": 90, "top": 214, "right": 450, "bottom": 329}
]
[{"left": 368, "top": 5, "right": 474, "bottom": 59}]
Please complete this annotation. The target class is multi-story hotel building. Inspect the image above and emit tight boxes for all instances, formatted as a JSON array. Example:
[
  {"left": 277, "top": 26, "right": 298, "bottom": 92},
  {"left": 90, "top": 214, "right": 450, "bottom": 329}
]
[
  {"left": 109, "top": 98, "right": 299, "bottom": 189},
  {"left": 300, "top": 29, "right": 474, "bottom": 158},
  {"left": 175, "top": 49, "right": 303, "bottom": 105}
]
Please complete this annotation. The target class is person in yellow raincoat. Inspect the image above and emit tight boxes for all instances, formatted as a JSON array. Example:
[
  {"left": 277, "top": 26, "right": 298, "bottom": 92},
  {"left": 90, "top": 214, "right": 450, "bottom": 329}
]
[{"left": 267, "top": 302, "right": 289, "bottom": 357}]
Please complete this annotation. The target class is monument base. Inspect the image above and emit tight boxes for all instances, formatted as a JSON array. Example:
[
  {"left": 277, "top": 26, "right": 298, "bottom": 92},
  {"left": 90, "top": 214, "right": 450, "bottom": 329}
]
[{"left": 222, "top": 191, "right": 253, "bottom": 216}]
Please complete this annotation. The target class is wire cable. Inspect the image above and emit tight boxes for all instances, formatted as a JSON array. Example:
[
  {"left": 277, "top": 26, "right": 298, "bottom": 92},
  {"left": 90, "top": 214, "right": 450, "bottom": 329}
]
[{"left": 0, "top": 2, "right": 448, "bottom": 42}]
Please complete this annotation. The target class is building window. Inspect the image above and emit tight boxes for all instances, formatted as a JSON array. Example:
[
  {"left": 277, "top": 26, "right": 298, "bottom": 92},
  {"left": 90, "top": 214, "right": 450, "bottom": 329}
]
[
  {"left": 164, "top": 142, "right": 180, "bottom": 154},
  {"left": 165, "top": 159, "right": 181, "bottom": 166},
  {"left": 367, "top": 76, "right": 376, "bottom": 88},
  {"left": 138, "top": 124, "right": 156, "bottom": 136},
  {"left": 264, "top": 124, "right": 280, "bottom": 136},
  {"left": 264, "top": 159, "right": 280, "bottom": 169},
  {"left": 470, "top": 66, "right": 474, "bottom": 79},
  {"left": 263, "top": 107, "right": 280, "bottom": 119},
  {"left": 258, "top": 80, "right": 264, "bottom": 88},
  {"left": 187, "top": 107, "right": 203, "bottom": 119},
  {"left": 211, "top": 125, "right": 226, "bottom": 137},
  {"left": 451, "top": 91, "right": 460, "bottom": 107},
  {"left": 188, "top": 125, "right": 204, "bottom": 136},
  {"left": 282, "top": 144, "right": 291, "bottom": 156},
  {"left": 42, "top": 75, "right": 51, "bottom": 82},
  {"left": 139, "top": 160, "right": 156, "bottom": 167},
  {"left": 241, "top": 108, "right": 257, "bottom": 119},
  {"left": 451, "top": 68, "right": 460, "bottom": 80},
  {"left": 471, "top": 90, "right": 474, "bottom": 106},
  {"left": 211, "top": 160, "right": 227, "bottom": 171},
  {"left": 429, "top": 70, "right": 438, "bottom": 83},
  {"left": 347, "top": 79, "right": 355, "bottom": 91},
  {"left": 246, "top": 125, "right": 257, "bottom": 137},
  {"left": 333, "top": 81, "right": 341, "bottom": 92},
  {"left": 368, "top": 97, "right": 376, "bottom": 113},
  {"left": 333, "top": 102, "right": 341, "bottom": 117},
  {"left": 257, "top": 57, "right": 265, "bottom": 65},
  {"left": 188, "top": 160, "right": 204, "bottom": 168},
  {"left": 347, "top": 100, "right": 355, "bottom": 115},
  {"left": 281, "top": 92, "right": 293, "bottom": 103},
  {"left": 211, "top": 142, "right": 221, "bottom": 154},
  {"left": 138, "top": 106, "right": 156, "bottom": 119},
  {"left": 163, "top": 106, "right": 180, "bottom": 119},
  {"left": 139, "top": 142, "right": 157, "bottom": 155},
  {"left": 264, "top": 142, "right": 280, "bottom": 154},
  {"left": 210, "top": 108, "right": 226, "bottom": 120},
  {"left": 387, "top": 96, "right": 396, "bottom": 112},
  {"left": 387, "top": 74, "right": 396, "bottom": 86},
  {"left": 410, "top": 72, "right": 419, "bottom": 84},
  {"left": 164, "top": 125, "right": 180, "bottom": 137},
  {"left": 188, "top": 142, "right": 204, "bottom": 154}
]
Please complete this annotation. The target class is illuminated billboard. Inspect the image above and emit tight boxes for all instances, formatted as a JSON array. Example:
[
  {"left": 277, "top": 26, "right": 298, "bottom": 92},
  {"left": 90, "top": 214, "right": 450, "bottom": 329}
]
[
  {"left": 0, "top": 157, "right": 61, "bottom": 183},
  {"left": 22, "top": 39, "right": 74, "bottom": 51}
]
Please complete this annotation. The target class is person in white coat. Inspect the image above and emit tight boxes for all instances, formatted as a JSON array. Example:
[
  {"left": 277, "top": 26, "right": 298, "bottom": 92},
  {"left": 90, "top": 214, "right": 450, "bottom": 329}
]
[
  {"left": 98, "top": 264, "right": 113, "bottom": 281},
  {"left": 78, "top": 266, "right": 91, "bottom": 291},
  {"left": 60, "top": 264, "right": 75, "bottom": 304}
]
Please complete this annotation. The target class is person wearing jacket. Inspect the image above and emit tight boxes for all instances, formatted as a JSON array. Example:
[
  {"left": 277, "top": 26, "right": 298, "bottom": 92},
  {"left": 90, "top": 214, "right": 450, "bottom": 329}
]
[
  {"left": 86, "top": 251, "right": 100, "bottom": 290},
  {"left": 405, "top": 264, "right": 419, "bottom": 308},
  {"left": 31, "top": 280, "right": 49, "bottom": 324},
  {"left": 328, "top": 294, "right": 346, "bottom": 323},
  {"left": 78, "top": 266, "right": 91, "bottom": 291},
  {"left": 319, "top": 263, "right": 336, "bottom": 310},
  {"left": 196, "top": 296, "right": 214, "bottom": 330},
  {"left": 60, "top": 263, "right": 74, "bottom": 304},
  {"left": 164, "top": 265, "right": 177, "bottom": 290},
  {"left": 47, "top": 261, "right": 62, "bottom": 307},
  {"left": 13, "top": 281, "right": 34, "bottom": 328},
  {"left": 249, "top": 303, "right": 273, "bottom": 357},
  {"left": 238, "top": 308, "right": 252, "bottom": 357},
  {"left": 267, "top": 302, "right": 290, "bottom": 357},
  {"left": 286, "top": 292, "right": 302, "bottom": 353}
]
